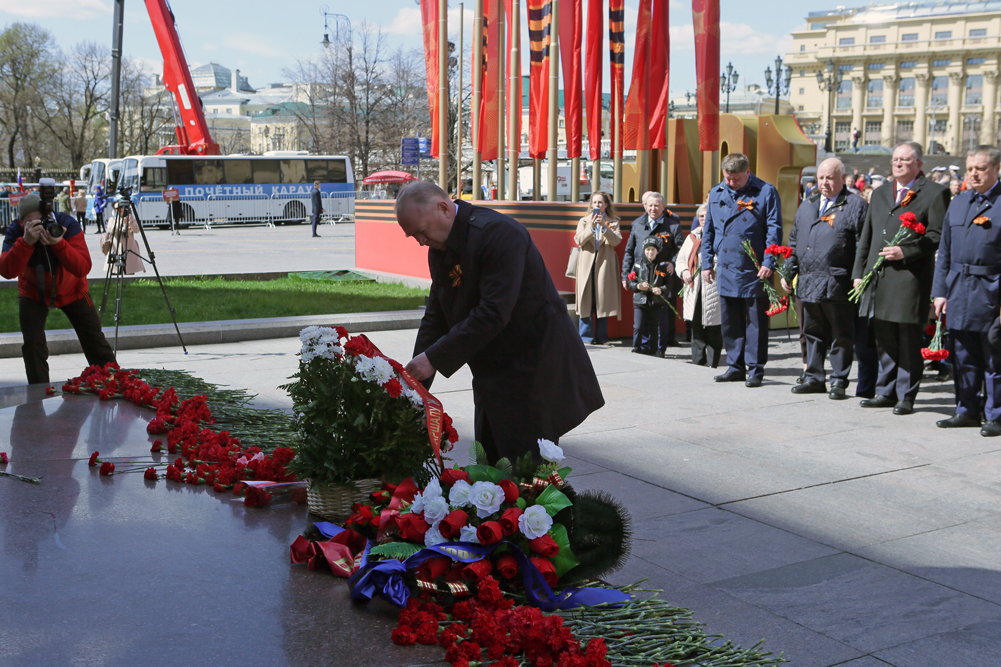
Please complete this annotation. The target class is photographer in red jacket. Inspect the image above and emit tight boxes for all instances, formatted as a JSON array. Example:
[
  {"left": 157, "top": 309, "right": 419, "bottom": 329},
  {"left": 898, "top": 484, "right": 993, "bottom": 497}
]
[{"left": 0, "top": 192, "right": 116, "bottom": 384}]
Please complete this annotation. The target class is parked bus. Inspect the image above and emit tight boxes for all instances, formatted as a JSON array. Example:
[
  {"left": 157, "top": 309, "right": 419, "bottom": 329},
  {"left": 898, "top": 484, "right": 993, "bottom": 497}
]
[{"left": 101, "top": 152, "right": 355, "bottom": 227}]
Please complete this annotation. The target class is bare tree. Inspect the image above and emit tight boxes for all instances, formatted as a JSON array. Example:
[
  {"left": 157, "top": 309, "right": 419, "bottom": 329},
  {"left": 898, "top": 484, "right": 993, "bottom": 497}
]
[
  {"left": 0, "top": 23, "right": 58, "bottom": 169},
  {"left": 118, "top": 58, "right": 172, "bottom": 157}
]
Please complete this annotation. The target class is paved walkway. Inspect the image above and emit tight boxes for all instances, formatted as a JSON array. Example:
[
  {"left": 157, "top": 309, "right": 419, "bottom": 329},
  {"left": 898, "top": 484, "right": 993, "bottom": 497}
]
[{"left": 1, "top": 327, "right": 998, "bottom": 666}]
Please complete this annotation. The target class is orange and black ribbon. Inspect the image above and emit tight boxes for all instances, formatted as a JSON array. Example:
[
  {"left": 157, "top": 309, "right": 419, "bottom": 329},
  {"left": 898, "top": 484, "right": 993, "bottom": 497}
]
[
  {"left": 900, "top": 189, "right": 916, "bottom": 207},
  {"left": 973, "top": 215, "right": 990, "bottom": 226},
  {"left": 737, "top": 199, "right": 755, "bottom": 212},
  {"left": 450, "top": 264, "right": 462, "bottom": 287},
  {"left": 528, "top": 0, "right": 552, "bottom": 159},
  {"left": 608, "top": 0, "right": 625, "bottom": 158},
  {"left": 821, "top": 213, "right": 836, "bottom": 226}
]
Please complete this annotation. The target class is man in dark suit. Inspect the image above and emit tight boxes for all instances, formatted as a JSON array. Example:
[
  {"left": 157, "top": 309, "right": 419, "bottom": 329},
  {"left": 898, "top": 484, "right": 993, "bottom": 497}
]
[
  {"left": 852, "top": 141, "right": 950, "bottom": 415},
  {"left": 933, "top": 145, "right": 1001, "bottom": 435},
  {"left": 701, "top": 153, "right": 783, "bottom": 388},
  {"left": 620, "top": 191, "right": 683, "bottom": 356},
  {"left": 784, "top": 158, "right": 868, "bottom": 400},
  {"left": 398, "top": 182, "right": 604, "bottom": 464},
  {"left": 310, "top": 181, "right": 323, "bottom": 238}
]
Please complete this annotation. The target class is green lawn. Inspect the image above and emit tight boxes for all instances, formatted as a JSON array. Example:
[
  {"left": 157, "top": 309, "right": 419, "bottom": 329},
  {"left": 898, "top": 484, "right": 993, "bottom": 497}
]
[{"left": 0, "top": 275, "right": 429, "bottom": 332}]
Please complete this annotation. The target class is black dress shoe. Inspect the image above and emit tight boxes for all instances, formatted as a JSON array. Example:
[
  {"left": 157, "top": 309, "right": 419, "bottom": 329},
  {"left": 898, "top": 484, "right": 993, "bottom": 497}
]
[
  {"left": 714, "top": 370, "right": 746, "bottom": 382},
  {"left": 893, "top": 400, "right": 914, "bottom": 415},
  {"left": 791, "top": 381, "right": 826, "bottom": 394},
  {"left": 654, "top": 350, "right": 665, "bottom": 358},
  {"left": 860, "top": 395, "right": 896, "bottom": 408},
  {"left": 312, "top": 234, "right": 321, "bottom": 237},
  {"left": 982, "top": 420, "right": 1001, "bottom": 437},
  {"left": 796, "top": 373, "right": 807, "bottom": 385},
  {"left": 829, "top": 386, "right": 848, "bottom": 400},
  {"left": 937, "top": 414, "right": 981, "bottom": 428},
  {"left": 745, "top": 375, "right": 763, "bottom": 388}
]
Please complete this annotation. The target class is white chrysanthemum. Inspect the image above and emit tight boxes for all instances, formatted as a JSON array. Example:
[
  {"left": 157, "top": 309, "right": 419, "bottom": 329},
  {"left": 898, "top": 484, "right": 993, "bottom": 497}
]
[
  {"left": 449, "top": 479, "right": 472, "bottom": 508},
  {"left": 519, "top": 505, "right": 553, "bottom": 540},
  {"left": 354, "top": 356, "right": 377, "bottom": 379},
  {"left": 299, "top": 326, "right": 322, "bottom": 344},
  {"left": 370, "top": 357, "right": 394, "bottom": 384},
  {"left": 402, "top": 387, "right": 424, "bottom": 408},
  {"left": 424, "top": 522, "right": 447, "bottom": 547},
  {"left": 458, "top": 525, "right": 480, "bottom": 544},
  {"left": 423, "top": 495, "right": 449, "bottom": 524},
  {"left": 301, "top": 349, "right": 318, "bottom": 363},
  {"left": 538, "top": 439, "right": 565, "bottom": 464},
  {"left": 469, "top": 481, "right": 506, "bottom": 519}
]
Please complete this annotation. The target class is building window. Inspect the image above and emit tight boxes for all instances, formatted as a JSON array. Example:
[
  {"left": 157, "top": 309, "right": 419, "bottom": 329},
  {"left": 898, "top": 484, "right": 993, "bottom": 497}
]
[
  {"left": 837, "top": 80, "right": 853, "bottom": 109},
  {"left": 868, "top": 79, "right": 883, "bottom": 108},
  {"left": 929, "top": 119, "right": 948, "bottom": 154},
  {"left": 226, "top": 108, "right": 232, "bottom": 114},
  {"left": 840, "top": 37, "right": 856, "bottom": 45},
  {"left": 869, "top": 63, "right": 885, "bottom": 70},
  {"left": 839, "top": 64, "right": 855, "bottom": 71},
  {"left": 901, "top": 33, "right": 918, "bottom": 42},
  {"left": 899, "top": 60, "right": 916, "bottom": 68},
  {"left": 967, "top": 74, "right": 984, "bottom": 105},
  {"left": 932, "top": 59, "right": 951, "bottom": 67},
  {"left": 931, "top": 75, "right": 949, "bottom": 106},
  {"left": 896, "top": 119, "right": 914, "bottom": 142},
  {"left": 799, "top": 88, "right": 805, "bottom": 95},
  {"left": 864, "top": 120, "right": 882, "bottom": 144},
  {"left": 898, "top": 77, "right": 915, "bottom": 107},
  {"left": 968, "top": 58, "right": 986, "bottom": 65},
  {"left": 969, "top": 28, "right": 987, "bottom": 37},
  {"left": 800, "top": 70, "right": 806, "bottom": 76},
  {"left": 934, "top": 31, "right": 952, "bottom": 40},
  {"left": 834, "top": 121, "right": 852, "bottom": 151},
  {"left": 800, "top": 44, "right": 806, "bottom": 52},
  {"left": 870, "top": 35, "right": 886, "bottom": 44}
]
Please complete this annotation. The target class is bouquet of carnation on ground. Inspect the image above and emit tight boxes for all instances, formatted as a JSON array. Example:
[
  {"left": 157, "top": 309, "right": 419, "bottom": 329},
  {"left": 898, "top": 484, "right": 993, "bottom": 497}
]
[
  {"left": 850, "top": 212, "right": 927, "bottom": 303},
  {"left": 741, "top": 240, "right": 788, "bottom": 316},
  {"left": 922, "top": 316, "right": 949, "bottom": 361}
]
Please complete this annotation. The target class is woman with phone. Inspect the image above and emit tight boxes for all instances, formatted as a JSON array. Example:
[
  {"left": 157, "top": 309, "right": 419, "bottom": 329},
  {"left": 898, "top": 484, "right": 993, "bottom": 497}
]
[{"left": 574, "top": 191, "right": 622, "bottom": 345}]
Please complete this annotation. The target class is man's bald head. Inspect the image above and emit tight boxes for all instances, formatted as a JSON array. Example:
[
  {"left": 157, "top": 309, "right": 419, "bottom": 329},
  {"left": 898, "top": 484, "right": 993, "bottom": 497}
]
[
  {"left": 816, "top": 158, "right": 846, "bottom": 199},
  {"left": 395, "top": 181, "right": 455, "bottom": 251}
]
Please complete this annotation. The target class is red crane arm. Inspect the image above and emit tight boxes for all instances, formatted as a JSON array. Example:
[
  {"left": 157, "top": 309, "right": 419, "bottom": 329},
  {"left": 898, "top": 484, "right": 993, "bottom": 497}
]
[{"left": 145, "top": 0, "right": 220, "bottom": 155}]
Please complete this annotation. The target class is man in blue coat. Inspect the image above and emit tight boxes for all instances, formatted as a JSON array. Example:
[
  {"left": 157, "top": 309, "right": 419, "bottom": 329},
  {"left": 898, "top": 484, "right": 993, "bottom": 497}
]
[
  {"left": 701, "top": 153, "right": 782, "bottom": 387},
  {"left": 932, "top": 145, "right": 1001, "bottom": 436}
]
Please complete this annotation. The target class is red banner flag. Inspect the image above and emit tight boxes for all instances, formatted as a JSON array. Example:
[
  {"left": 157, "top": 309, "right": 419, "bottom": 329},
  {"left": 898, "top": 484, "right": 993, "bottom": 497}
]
[
  {"left": 506, "top": 0, "right": 522, "bottom": 159},
  {"left": 623, "top": 0, "right": 652, "bottom": 150},
  {"left": 559, "top": 0, "right": 583, "bottom": 159},
  {"left": 528, "top": 0, "right": 552, "bottom": 159},
  {"left": 649, "top": 0, "right": 670, "bottom": 149},
  {"left": 420, "top": 0, "right": 441, "bottom": 157},
  {"left": 584, "top": 0, "right": 603, "bottom": 161},
  {"left": 693, "top": 0, "right": 720, "bottom": 150},
  {"left": 608, "top": 0, "right": 625, "bottom": 159},
  {"left": 478, "top": 0, "right": 500, "bottom": 160}
]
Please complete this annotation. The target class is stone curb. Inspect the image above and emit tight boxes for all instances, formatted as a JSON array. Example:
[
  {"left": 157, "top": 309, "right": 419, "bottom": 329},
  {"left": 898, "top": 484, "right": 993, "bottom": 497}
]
[{"left": 0, "top": 310, "right": 425, "bottom": 358}]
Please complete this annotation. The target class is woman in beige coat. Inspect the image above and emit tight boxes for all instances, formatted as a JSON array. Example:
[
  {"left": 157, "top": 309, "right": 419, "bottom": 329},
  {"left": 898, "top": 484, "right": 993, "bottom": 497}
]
[
  {"left": 677, "top": 204, "right": 723, "bottom": 367},
  {"left": 574, "top": 191, "right": 622, "bottom": 345}
]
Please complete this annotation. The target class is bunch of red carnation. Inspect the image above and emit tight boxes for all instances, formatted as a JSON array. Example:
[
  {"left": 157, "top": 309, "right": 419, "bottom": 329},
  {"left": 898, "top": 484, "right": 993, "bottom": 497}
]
[
  {"left": 764, "top": 245, "right": 793, "bottom": 259},
  {"left": 921, "top": 315, "right": 949, "bottom": 361},
  {"left": 766, "top": 296, "right": 789, "bottom": 317}
]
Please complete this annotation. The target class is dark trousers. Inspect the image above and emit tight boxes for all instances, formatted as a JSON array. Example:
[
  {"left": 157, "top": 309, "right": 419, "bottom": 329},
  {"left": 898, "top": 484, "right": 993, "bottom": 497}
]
[
  {"left": 872, "top": 319, "right": 924, "bottom": 402},
  {"left": 802, "top": 300, "right": 855, "bottom": 387},
  {"left": 720, "top": 295, "right": 769, "bottom": 378},
  {"left": 94, "top": 211, "right": 105, "bottom": 233},
  {"left": 854, "top": 315, "right": 879, "bottom": 398},
  {"left": 311, "top": 213, "right": 321, "bottom": 235},
  {"left": 75, "top": 211, "right": 87, "bottom": 232},
  {"left": 633, "top": 306, "right": 662, "bottom": 351},
  {"left": 477, "top": 410, "right": 553, "bottom": 465},
  {"left": 952, "top": 330, "right": 1001, "bottom": 421},
  {"left": 19, "top": 297, "right": 117, "bottom": 385},
  {"left": 794, "top": 296, "right": 808, "bottom": 366},
  {"left": 690, "top": 292, "right": 722, "bottom": 367}
]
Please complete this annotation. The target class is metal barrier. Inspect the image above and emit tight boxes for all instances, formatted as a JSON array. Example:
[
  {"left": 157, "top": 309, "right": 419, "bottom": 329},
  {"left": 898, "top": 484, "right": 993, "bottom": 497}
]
[{"left": 0, "top": 199, "right": 15, "bottom": 231}]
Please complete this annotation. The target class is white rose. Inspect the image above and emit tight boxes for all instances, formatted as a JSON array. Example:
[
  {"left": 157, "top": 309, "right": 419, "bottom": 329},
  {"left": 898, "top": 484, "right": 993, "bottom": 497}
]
[
  {"left": 469, "top": 481, "right": 506, "bottom": 519},
  {"left": 423, "top": 495, "right": 449, "bottom": 524},
  {"left": 458, "top": 525, "right": 480, "bottom": 544},
  {"left": 423, "top": 478, "right": 443, "bottom": 501},
  {"left": 409, "top": 492, "right": 425, "bottom": 516},
  {"left": 424, "top": 522, "right": 446, "bottom": 547},
  {"left": 449, "top": 479, "right": 472, "bottom": 508},
  {"left": 519, "top": 505, "right": 553, "bottom": 540},
  {"left": 538, "top": 439, "right": 564, "bottom": 464}
]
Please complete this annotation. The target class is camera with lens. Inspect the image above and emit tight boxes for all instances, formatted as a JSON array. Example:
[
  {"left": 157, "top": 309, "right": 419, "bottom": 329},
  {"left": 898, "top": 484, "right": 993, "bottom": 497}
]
[{"left": 36, "top": 178, "right": 65, "bottom": 238}]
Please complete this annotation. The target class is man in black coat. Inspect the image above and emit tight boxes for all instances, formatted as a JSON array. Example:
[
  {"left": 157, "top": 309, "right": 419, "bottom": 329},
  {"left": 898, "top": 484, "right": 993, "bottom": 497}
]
[
  {"left": 784, "top": 158, "right": 868, "bottom": 400},
  {"left": 621, "top": 191, "right": 683, "bottom": 356},
  {"left": 399, "top": 182, "right": 604, "bottom": 464},
  {"left": 852, "top": 141, "right": 950, "bottom": 415},
  {"left": 933, "top": 145, "right": 1001, "bottom": 436},
  {"left": 310, "top": 181, "right": 323, "bottom": 238}
]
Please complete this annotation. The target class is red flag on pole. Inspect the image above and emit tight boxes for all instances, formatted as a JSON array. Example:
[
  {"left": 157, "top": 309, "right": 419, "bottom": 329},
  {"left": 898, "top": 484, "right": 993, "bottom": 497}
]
[
  {"left": 559, "top": 0, "right": 583, "bottom": 159},
  {"left": 420, "top": 0, "right": 441, "bottom": 157},
  {"left": 649, "top": 0, "right": 670, "bottom": 149},
  {"left": 693, "top": 0, "right": 720, "bottom": 150},
  {"left": 623, "top": 0, "right": 652, "bottom": 150},
  {"left": 528, "top": 0, "right": 552, "bottom": 160},
  {"left": 584, "top": 0, "right": 603, "bottom": 161},
  {"left": 479, "top": 0, "right": 500, "bottom": 161},
  {"left": 506, "top": 0, "right": 522, "bottom": 159},
  {"left": 608, "top": 0, "right": 625, "bottom": 159}
]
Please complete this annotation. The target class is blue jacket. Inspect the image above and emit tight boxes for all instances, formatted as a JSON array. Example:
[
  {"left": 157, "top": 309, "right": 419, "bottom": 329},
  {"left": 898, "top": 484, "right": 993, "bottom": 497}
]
[
  {"left": 621, "top": 211, "right": 683, "bottom": 282},
  {"left": 701, "top": 174, "right": 783, "bottom": 298},
  {"left": 931, "top": 181, "right": 1001, "bottom": 332},
  {"left": 93, "top": 186, "right": 106, "bottom": 214}
]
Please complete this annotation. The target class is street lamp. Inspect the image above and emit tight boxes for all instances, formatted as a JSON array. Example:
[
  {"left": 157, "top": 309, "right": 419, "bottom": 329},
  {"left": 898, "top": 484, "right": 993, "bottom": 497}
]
[
  {"left": 721, "top": 62, "right": 739, "bottom": 113},
  {"left": 964, "top": 113, "right": 982, "bottom": 151},
  {"left": 815, "top": 59, "right": 843, "bottom": 154},
  {"left": 320, "top": 5, "right": 352, "bottom": 47},
  {"left": 764, "top": 55, "right": 792, "bottom": 116}
]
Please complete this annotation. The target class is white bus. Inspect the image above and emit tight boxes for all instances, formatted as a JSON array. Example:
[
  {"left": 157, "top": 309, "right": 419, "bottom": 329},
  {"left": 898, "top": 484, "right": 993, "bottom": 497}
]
[{"left": 89, "top": 153, "right": 356, "bottom": 227}]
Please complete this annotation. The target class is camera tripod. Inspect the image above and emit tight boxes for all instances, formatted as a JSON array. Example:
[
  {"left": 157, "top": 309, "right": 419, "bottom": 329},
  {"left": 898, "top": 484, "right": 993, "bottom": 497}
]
[{"left": 99, "top": 189, "right": 187, "bottom": 355}]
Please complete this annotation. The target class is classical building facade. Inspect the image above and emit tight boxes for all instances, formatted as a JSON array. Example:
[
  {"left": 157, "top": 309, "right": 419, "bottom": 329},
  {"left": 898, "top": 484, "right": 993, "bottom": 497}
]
[{"left": 787, "top": 1, "right": 1000, "bottom": 155}]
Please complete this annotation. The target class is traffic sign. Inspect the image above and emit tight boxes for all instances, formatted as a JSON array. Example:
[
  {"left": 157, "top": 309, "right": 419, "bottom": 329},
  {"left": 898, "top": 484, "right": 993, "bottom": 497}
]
[
  {"left": 401, "top": 149, "right": 420, "bottom": 159},
  {"left": 401, "top": 157, "right": 419, "bottom": 166},
  {"left": 401, "top": 137, "right": 420, "bottom": 147},
  {"left": 162, "top": 188, "right": 180, "bottom": 202}
]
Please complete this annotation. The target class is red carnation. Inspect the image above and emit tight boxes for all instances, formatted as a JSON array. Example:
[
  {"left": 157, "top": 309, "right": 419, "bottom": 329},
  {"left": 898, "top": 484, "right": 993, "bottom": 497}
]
[
  {"left": 528, "top": 535, "right": 560, "bottom": 558},
  {"left": 384, "top": 378, "right": 403, "bottom": 398},
  {"left": 530, "top": 556, "right": 558, "bottom": 587},
  {"left": 499, "top": 479, "right": 519, "bottom": 504},
  {"left": 244, "top": 486, "right": 273, "bottom": 508},
  {"left": 440, "top": 468, "right": 472, "bottom": 487},
  {"left": 0, "top": 452, "right": 7, "bottom": 465},
  {"left": 99, "top": 461, "right": 115, "bottom": 476},
  {"left": 144, "top": 467, "right": 158, "bottom": 481},
  {"left": 150, "top": 441, "right": 162, "bottom": 453},
  {"left": 900, "top": 211, "right": 927, "bottom": 235},
  {"left": 396, "top": 513, "right": 431, "bottom": 542},
  {"left": 496, "top": 553, "right": 519, "bottom": 579},
  {"left": 334, "top": 326, "right": 348, "bottom": 339},
  {"left": 343, "top": 335, "right": 378, "bottom": 358},
  {"left": 921, "top": 348, "right": 950, "bottom": 361},
  {"left": 88, "top": 451, "right": 100, "bottom": 467},
  {"left": 391, "top": 627, "right": 417, "bottom": 646},
  {"left": 438, "top": 509, "right": 469, "bottom": 539},
  {"left": 498, "top": 507, "right": 523, "bottom": 536},
  {"left": 627, "top": 271, "right": 637, "bottom": 281},
  {"left": 476, "top": 521, "right": 504, "bottom": 545}
]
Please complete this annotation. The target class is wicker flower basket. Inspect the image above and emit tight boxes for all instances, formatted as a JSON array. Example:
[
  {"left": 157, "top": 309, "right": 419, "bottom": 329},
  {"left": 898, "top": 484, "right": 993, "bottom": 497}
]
[{"left": 305, "top": 478, "right": 382, "bottom": 521}]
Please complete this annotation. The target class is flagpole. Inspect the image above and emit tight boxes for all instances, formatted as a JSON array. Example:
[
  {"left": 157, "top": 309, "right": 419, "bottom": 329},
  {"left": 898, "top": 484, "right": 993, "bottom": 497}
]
[
  {"left": 507, "top": 0, "right": 520, "bottom": 200},
  {"left": 438, "top": 0, "right": 449, "bottom": 191},
  {"left": 613, "top": 81, "right": 622, "bottom": 203},
  {"left": 547, "top": 0, "right": 560, "bottom": 202},
  {"left": 456, "top": 2, "right": 464, "bottom": 196},
  {"left": 497, "top": 0, "right": 506, "bottom": 200},
  {"left": 472, "top": 0, "right": 483, "bottom": 199}
]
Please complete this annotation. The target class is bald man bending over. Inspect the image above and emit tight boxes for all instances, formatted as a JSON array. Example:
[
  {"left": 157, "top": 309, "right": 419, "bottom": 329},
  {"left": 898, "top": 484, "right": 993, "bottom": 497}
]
[{"left": 398, "top": 182, "right": 604, "bottom": 464}]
